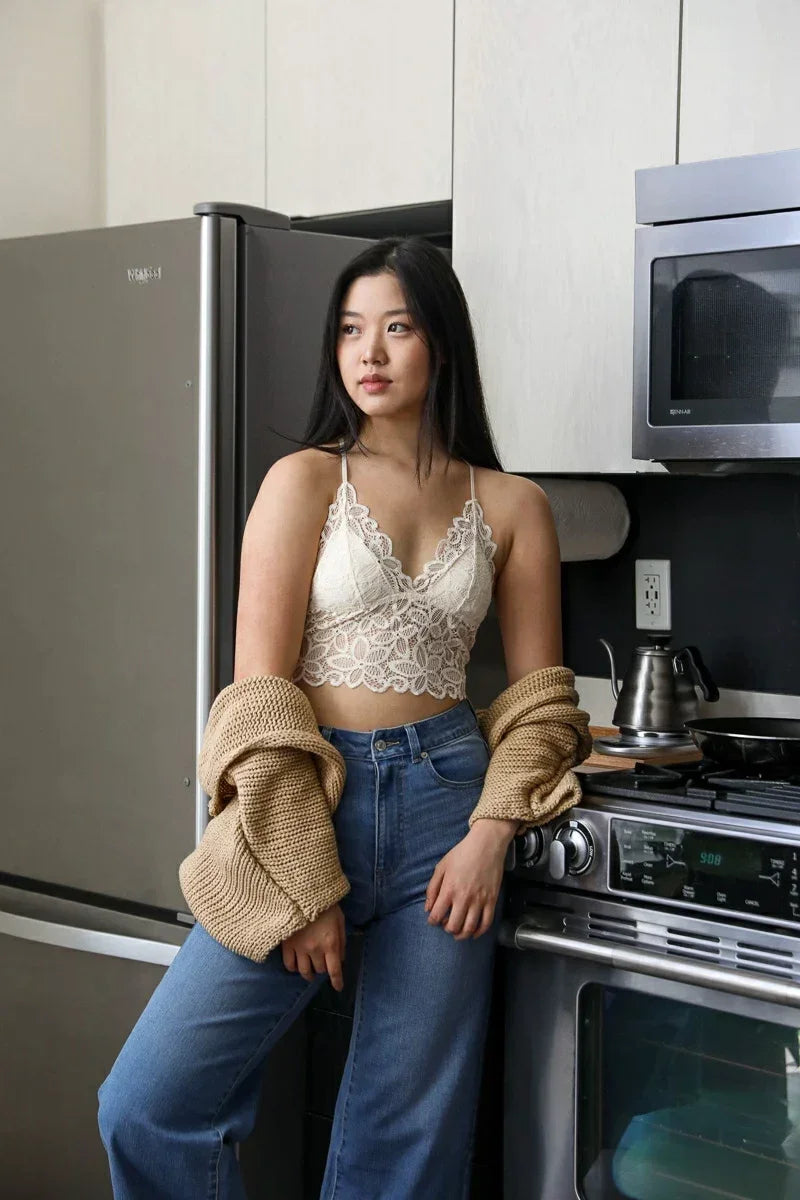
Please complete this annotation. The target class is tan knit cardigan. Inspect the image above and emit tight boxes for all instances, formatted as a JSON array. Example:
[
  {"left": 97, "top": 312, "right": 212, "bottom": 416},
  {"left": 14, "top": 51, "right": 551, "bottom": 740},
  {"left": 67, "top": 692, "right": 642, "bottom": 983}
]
[
  {"left": 179, "top": 666, "right": 591, "bottom": 961},
  {"left": 178, "top": 675, "right": 350, "bottom": 961},
  {"left": 470, "top": 665, "right": 593, "bottom": 831}
]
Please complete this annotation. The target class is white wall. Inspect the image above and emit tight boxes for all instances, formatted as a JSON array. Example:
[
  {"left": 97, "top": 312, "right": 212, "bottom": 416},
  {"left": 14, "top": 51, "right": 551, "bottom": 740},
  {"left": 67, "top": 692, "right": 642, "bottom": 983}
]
[{"left": 0, "top": 0, "right": 105, "bottom": 239}]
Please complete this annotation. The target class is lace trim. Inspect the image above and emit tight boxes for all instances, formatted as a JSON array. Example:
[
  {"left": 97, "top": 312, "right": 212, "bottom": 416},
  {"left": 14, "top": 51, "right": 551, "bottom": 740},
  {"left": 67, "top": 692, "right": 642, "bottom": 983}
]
[{"left": 320, "top": 480, "right": 497, "bottom": 590}]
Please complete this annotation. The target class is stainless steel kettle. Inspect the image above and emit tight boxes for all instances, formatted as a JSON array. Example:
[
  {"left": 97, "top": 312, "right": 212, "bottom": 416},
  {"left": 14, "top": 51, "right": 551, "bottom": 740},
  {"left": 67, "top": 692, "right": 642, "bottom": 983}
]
[{"left": 598, "top": 633, "right": 719, "bottom": 735}]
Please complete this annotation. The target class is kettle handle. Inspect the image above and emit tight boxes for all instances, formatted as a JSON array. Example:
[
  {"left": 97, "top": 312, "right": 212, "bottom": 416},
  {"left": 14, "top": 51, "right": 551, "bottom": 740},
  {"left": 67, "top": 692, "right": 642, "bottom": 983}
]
[
  {"left": 597, "top": 638, "right": 619, "bottom": 701},
  {"left": 674, "top": 646, "right": 720, "bottom": 702}
]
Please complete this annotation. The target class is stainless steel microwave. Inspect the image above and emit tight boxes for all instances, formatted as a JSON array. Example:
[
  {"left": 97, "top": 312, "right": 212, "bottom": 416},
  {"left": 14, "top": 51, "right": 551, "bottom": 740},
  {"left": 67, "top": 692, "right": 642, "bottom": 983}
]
[{"left": 632, "top": 147, "right": 800, "bottom": 472}]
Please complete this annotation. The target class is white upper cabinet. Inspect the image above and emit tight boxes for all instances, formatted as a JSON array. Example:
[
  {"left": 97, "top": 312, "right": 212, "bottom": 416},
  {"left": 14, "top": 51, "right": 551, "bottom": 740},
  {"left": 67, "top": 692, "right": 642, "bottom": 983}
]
[
  {"left": 680, "top": 0, "right": 800, "bottom": 163},
  {"left": 453, "top": 1, "right": 679, "bottom": 474},
  {"left": 104, "top": 0, "right": 268, "bottom": 227},
  {"left": 265, "top": 0, "right": 453, "bottom": 218}
]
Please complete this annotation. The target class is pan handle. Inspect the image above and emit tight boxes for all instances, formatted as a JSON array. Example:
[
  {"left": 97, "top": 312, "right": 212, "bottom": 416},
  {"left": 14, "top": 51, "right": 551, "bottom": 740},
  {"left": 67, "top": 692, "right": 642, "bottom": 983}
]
[{"left": 675, "top": 645, "right": 719, "bottom": 702}]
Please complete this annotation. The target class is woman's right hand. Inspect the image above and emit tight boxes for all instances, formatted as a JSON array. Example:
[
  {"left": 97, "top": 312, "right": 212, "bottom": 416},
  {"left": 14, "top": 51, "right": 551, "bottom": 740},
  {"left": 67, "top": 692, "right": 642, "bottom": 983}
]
[{"left": 281, "top": 903, "right": 346, "bottom": 991}]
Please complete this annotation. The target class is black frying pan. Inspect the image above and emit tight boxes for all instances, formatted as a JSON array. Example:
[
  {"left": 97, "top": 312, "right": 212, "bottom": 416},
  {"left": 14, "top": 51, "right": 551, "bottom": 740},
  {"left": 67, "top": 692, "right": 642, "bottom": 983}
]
[{"left": 684, "top": 717, "right": 800, "bottom": 771}]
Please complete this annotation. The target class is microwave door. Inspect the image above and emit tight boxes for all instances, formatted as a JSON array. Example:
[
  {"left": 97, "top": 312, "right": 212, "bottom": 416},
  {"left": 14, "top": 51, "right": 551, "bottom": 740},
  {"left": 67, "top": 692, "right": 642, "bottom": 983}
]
[{"left": 633, "top": 209, "right": 800, "bottom": 465}]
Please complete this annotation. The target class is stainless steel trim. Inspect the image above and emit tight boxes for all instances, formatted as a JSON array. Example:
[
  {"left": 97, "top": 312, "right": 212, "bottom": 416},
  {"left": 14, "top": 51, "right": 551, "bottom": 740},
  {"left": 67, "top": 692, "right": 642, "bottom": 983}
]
[
  {"left": 636, "top": 146, "right": 800, "bottom": 225},
  {"left": 195, "top": 215, "right": 219, "bottom": 846},
  {"left": 0, "top": 910, "right": 180, "bottom": 967},
  {"left": 508, "top": 922, "right": 800, "bottom": 1007},
  {"left": 632, "top": 209, "right": 800, "bottom": 463}
]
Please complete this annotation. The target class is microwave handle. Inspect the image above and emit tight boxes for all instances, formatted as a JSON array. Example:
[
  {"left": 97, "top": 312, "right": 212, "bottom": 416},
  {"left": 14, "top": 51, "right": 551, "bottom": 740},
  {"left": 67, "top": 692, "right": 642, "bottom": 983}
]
[{"left": 501, "top": 920, "right": 800, "bottom": 1008}]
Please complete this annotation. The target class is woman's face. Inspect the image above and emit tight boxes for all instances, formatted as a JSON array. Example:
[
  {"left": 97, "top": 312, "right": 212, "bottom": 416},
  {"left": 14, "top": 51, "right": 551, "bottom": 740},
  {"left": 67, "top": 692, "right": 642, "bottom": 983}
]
[{"left": 336, "top": 271, "right": 432, "bottom": 420}]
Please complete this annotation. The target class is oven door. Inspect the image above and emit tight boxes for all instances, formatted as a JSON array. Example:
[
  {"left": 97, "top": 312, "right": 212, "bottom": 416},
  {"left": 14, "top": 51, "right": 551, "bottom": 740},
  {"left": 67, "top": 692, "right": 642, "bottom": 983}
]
[
  {"left": 501, "top": 897, "right": 800, "bottom": 1200},
  {"left": 632, "top": 210, "right": 800, "bottom": 464}
]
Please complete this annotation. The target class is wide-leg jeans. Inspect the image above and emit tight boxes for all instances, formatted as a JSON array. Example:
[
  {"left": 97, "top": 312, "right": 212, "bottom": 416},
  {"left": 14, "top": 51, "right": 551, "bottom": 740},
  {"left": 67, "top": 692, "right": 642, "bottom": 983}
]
[{"left": 97, "top": 697, "right": 507, "bottom": 1200}]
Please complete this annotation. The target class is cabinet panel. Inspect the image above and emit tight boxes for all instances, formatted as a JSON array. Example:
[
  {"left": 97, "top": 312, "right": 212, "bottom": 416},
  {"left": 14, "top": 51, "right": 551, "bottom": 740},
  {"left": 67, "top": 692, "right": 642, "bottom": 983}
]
[
  {"left": 453, "top": 1, "right": 678, "bottom": 473},
  {"left": 265, "top": 0, "right": 453, "bottom": 217},
  {"left": 680, "top": 0, "right": 800, "bottom": 164},
  {"left": 105, "top": 0, "right": 267, "bottom": 226}
]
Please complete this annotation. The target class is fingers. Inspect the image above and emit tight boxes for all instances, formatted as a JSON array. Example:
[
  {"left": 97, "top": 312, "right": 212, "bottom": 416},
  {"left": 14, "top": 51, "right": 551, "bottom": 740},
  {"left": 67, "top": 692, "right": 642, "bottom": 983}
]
[
  {"left": 429, "top": 895, "right": 497, "bottom": 940},
  {"left": 282, "top": 921, "right": 347, "bottom": 992},
  {"left": 326, "top": 947, "right": 344, "bottom": 992}
]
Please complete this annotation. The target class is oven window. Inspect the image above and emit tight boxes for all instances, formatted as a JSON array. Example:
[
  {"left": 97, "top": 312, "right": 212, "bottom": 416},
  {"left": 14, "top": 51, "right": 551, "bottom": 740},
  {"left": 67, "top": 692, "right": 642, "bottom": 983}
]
[
  {"left": 650, "top": 247, "right": 800, "bottom": 426},
  {"left": 577, "top": 985, "right": 800, "bottom": 1199}
]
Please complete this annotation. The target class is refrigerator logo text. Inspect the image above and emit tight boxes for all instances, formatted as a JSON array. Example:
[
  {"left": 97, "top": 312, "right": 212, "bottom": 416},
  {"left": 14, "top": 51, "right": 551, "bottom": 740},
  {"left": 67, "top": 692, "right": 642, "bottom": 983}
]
[{"left": 127, "top": 266, "right": 162, "bottom": 284}]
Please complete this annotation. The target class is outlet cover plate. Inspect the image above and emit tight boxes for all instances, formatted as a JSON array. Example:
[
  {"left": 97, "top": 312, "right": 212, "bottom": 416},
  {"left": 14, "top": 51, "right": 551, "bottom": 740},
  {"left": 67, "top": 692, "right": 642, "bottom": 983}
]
[{"left": 635, "top": 558, "right": 671, "bottom": 630}]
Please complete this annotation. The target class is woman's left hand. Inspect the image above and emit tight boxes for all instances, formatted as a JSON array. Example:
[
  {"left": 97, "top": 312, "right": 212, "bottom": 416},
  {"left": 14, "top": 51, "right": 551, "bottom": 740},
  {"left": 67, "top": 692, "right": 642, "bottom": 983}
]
[{"left": 424, "top": 820, "right": 516, "bottom": 940}]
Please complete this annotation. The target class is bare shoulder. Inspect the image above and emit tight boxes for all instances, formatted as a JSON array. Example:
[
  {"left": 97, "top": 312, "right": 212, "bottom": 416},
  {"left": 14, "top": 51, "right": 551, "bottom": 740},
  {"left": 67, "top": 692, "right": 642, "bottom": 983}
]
[
  {"left": 251, "top": 444, "right": 341, "bottom": 514},
  {"left": 473, "top": 468, "right": 553, "bottom": 574}
]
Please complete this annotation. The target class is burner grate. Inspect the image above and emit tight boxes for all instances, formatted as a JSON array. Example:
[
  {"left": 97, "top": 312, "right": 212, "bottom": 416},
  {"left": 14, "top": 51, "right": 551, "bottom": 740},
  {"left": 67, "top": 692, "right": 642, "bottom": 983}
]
[{"left": 583, "top": 757, "right": 800, "bottom": 820}]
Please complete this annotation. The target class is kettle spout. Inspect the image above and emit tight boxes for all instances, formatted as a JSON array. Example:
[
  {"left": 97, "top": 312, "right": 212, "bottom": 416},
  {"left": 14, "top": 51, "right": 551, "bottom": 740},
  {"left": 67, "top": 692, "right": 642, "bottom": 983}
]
[{"left": 598, "top": 638, "right": 619, "bottom": 701}]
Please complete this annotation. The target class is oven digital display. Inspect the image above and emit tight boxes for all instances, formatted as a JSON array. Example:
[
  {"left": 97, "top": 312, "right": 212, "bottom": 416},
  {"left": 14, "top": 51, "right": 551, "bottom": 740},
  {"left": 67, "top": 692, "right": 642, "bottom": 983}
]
[{"left": 609, "top": 820, "right": 800, "bottom": 921}]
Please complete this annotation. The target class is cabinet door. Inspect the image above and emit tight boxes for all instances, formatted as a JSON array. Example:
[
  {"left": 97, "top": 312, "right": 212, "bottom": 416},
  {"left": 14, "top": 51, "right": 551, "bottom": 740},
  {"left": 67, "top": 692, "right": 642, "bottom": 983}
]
[
  {"left": 453, "top": 1, "right": 679, "bottom": 474},
  {"left": 104, "top": 0, "right": 267, "bottom": 226},
  {"left": 680, "top": 0, "right": 800, "bottom": 163},
  {"left": 265, "top": 0, "right": 453, "bottom": 217}
]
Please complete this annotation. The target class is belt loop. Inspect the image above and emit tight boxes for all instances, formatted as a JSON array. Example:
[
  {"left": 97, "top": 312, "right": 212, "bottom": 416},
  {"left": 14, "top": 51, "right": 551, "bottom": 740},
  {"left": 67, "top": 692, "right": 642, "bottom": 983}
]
[{"left": 404, "top": 721, "right": 422, "bottom": 762}]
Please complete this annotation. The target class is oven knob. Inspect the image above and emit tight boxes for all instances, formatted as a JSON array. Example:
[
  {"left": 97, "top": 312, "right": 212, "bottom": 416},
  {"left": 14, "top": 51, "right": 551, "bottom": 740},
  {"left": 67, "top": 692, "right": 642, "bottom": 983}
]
[
  {"left": 515, "top": 827, "right": 546, "bottom": 867},
  {"left": 549, "top": 822, "right": 594, "bottom": 878}
]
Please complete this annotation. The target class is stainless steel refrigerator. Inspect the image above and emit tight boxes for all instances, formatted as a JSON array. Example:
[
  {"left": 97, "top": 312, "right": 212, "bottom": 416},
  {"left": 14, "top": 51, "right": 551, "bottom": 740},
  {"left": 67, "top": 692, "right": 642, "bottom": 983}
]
[{"left": 0, "top": 204, "right": 374, "bottom": 1199}]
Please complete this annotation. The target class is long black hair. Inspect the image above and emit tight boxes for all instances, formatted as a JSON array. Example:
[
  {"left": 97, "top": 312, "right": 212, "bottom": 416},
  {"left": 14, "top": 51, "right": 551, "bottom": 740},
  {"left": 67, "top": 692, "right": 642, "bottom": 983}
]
[{"left": 283, "top": 236, "right": 504, "bottom": 483}]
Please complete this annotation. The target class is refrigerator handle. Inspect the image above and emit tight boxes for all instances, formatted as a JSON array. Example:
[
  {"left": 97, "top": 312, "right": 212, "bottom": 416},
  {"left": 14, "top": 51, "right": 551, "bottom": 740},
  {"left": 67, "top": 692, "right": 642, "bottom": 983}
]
[
  {"left": 0, "top": 909, "right": 181, "bottom": 967},
  {"left": 195, "top": 214, "right": 220, "bottom": 847}
]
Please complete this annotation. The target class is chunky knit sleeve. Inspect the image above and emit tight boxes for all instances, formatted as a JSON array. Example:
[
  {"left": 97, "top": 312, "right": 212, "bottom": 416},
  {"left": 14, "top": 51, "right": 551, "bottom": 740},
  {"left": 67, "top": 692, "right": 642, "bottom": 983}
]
[
  {"left": 179, "top": 676, "right": 350, "bottom": 961},
  {"left": 468, "top": 666, "right": 593, "bottom": 831}
]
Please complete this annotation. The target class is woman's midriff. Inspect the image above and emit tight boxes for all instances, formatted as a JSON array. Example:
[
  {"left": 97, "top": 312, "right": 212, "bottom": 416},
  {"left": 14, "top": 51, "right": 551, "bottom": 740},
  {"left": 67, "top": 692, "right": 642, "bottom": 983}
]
[{"left": 295, "top": 678, "right": 463, "bottom": 733}]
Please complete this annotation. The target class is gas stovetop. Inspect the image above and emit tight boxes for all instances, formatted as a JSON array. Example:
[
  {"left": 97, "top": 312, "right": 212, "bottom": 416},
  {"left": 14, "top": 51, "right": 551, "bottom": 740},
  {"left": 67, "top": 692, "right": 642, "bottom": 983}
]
[{"left": 582, "top": 758, "right": 800, "bottom": 823}]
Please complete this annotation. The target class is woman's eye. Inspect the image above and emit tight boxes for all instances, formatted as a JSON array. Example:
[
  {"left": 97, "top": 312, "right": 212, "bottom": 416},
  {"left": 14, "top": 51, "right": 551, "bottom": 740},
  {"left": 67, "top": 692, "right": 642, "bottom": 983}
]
[{"left": 339, "top": 321, "right": 410, "bottom": 335}]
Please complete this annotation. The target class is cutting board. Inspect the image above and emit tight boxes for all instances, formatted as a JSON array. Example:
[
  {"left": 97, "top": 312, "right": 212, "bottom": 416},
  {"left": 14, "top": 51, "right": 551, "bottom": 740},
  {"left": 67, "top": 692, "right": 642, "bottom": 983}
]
[{"left": 582, "top": 725, "right": 703, "bottom": 772}]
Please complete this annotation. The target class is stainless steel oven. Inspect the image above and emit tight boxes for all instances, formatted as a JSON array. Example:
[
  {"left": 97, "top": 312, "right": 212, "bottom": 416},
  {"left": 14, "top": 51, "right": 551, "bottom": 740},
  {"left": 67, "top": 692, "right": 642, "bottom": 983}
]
[
  {"left": 500, "top": 765, "right": 800, "bottom": 1200},
  {"left": 632, "top": 147, "right": 800, "bottom": 471}
]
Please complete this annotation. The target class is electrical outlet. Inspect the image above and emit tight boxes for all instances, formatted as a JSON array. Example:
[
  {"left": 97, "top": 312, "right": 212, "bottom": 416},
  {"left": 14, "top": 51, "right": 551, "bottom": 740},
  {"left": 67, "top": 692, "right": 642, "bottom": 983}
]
[{"left": 635, "top": 559, "right": 671, "bottom": 630}]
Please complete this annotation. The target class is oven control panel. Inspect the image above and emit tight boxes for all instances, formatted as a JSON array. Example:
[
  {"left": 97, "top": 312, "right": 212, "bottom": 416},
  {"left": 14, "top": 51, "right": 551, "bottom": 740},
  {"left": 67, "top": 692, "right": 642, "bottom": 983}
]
[{"left": 610, "top": 820, "right": 800, "bottom": 923}]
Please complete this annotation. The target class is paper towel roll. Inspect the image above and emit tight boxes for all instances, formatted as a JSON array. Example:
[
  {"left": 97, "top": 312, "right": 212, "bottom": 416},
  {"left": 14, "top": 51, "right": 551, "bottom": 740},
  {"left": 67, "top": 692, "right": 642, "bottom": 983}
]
[{"left": 529, "top": 478, "right": 631, "bottom": 561}]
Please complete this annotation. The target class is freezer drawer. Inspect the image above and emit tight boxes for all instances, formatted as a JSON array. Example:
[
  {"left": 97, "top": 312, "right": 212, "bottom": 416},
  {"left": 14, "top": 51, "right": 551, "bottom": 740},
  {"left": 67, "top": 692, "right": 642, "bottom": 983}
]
[{"left": 0, "top": 900, "right": 186, "bottom": 1200}]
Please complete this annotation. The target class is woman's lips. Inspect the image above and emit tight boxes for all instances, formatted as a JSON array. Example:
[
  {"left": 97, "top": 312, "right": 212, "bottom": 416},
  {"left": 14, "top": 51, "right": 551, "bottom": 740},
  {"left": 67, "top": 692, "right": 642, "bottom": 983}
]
[{"left": 361, "top": 380, "right": 391, "bottom": 393}]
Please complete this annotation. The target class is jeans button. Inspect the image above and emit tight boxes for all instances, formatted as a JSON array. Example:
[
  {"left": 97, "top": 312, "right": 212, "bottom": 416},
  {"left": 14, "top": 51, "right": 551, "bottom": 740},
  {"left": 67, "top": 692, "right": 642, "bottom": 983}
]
[{"left": 375, "top": 739, "right": 387, "bottom": 751}]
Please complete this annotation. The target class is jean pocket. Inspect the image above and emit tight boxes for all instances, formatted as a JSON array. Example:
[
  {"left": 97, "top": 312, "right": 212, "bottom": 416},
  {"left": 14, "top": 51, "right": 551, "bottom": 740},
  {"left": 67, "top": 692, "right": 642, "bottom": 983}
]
[{"left": 421, "top": 728, "right": 491, "bottom": 788}]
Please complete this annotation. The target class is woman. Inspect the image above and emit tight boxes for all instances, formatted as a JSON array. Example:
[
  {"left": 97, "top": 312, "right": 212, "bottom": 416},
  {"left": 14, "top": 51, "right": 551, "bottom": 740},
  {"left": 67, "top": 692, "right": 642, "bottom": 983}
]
[{"left": 97, "top": 236, "right": 565, "bottom": 1199}]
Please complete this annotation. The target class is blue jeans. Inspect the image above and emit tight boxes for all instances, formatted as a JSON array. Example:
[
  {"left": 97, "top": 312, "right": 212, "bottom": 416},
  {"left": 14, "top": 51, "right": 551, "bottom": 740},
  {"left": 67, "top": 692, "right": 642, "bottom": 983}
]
[{"left": 97, "top": 698, "right": 506, "bottom": 1199}]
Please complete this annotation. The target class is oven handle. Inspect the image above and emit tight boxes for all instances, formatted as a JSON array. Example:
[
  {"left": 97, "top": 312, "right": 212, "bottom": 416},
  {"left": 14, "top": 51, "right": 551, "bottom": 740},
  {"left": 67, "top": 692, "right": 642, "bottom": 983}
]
[{"left": 500, "top": 919, "right": 800, "bottom": 1007}]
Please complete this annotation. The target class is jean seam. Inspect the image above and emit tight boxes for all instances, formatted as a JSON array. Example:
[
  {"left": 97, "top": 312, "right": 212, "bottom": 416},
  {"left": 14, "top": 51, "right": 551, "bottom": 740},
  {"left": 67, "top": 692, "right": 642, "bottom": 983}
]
[
  {"left": 328, "top": 924, "right": 370, "bottom": 1199},
  {"left": 205, "top": 978, "right": 313, "bottom": 1200}
]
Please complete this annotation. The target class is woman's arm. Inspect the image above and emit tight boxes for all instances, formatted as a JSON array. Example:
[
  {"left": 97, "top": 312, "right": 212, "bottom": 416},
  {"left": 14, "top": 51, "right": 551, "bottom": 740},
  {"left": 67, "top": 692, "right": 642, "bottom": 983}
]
[
  {"left": 233, "top": 451, "right": 331, "bottom": 682},
  {"left": 470, "top": 476, "right": 564, "bottom": 844},
  {"left": 493, "top": 475, "right": 563, "bottom": 686}
]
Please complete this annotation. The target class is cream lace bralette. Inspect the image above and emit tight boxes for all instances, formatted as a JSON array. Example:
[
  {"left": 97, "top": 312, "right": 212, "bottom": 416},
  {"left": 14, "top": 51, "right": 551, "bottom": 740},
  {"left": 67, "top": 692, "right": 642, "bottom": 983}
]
[{"left": 291, "top": 444, "right": 498, "bottom": 699}]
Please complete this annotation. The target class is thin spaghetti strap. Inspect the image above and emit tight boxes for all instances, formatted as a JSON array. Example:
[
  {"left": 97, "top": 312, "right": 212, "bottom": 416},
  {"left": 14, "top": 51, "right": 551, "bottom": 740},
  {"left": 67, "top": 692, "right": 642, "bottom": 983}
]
[
  {"left": 340, "top": 444, "right": 348, "bottom": 484},
  {"left": 468, "top": 463, "right": 475, "bottom": 503}
]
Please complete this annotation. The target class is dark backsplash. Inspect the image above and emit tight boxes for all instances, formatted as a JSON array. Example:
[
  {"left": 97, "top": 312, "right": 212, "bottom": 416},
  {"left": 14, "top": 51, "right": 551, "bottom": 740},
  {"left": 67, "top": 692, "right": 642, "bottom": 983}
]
[{"left": 549, "top": 470, "right": 800, "bottom": 696}]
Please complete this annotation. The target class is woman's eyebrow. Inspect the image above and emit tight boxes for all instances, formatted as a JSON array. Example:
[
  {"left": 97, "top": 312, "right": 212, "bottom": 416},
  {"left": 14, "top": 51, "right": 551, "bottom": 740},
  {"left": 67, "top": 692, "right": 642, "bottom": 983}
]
[{"left": 340, "top": 308, "right": 410, "bottom": 318}]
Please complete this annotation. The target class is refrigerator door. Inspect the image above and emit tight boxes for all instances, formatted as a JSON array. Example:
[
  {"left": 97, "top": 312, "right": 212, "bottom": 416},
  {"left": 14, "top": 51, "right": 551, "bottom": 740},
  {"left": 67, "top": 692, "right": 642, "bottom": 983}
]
[
  {"left": 0, "top": 884, "right": 187, "bottom": 1199},
  {"left": 0, "top": 217, "right": 229, "bottom": 912},
  {"left": 213, "top": 223, "right": 376, "bottom": 683}
]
